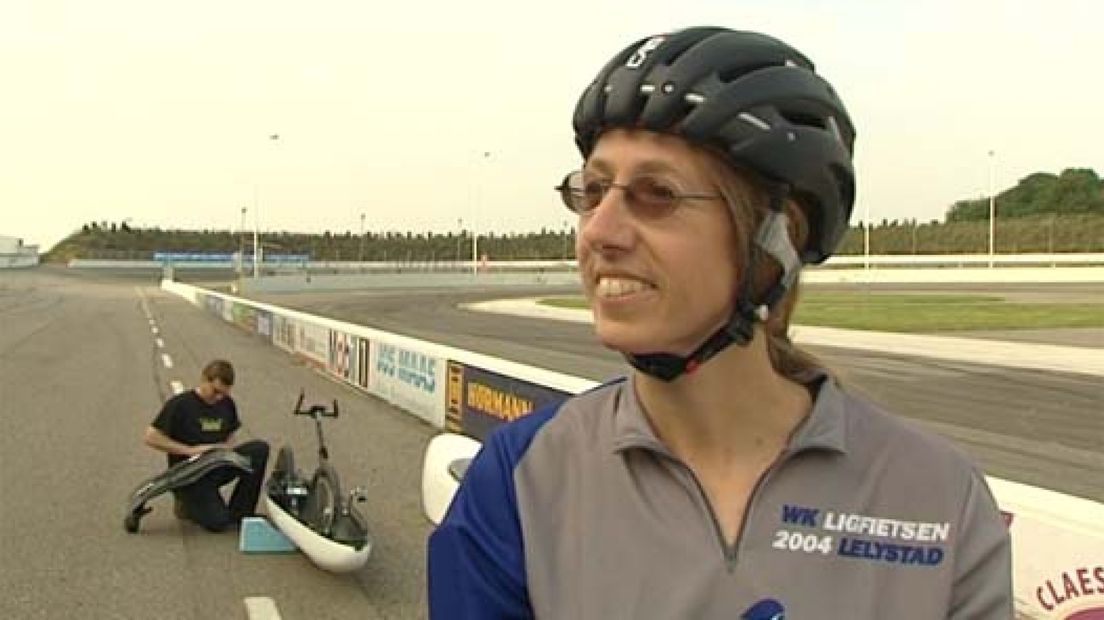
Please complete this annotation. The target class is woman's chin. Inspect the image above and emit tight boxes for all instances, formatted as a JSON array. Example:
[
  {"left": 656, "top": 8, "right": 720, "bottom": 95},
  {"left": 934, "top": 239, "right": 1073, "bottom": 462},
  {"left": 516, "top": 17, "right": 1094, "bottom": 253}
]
[{"left": 594, "top": 324, "right": 671, "bottom": 356}]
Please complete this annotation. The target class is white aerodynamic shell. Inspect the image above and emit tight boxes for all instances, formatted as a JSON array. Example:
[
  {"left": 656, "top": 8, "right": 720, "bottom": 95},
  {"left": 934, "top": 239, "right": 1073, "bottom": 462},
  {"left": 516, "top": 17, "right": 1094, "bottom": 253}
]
[
  {"left": 422, "top": 432, "right": 482, "bottom": 525},
  {"left": 264, "top": 495, "right": 371, "bottom": 573}
]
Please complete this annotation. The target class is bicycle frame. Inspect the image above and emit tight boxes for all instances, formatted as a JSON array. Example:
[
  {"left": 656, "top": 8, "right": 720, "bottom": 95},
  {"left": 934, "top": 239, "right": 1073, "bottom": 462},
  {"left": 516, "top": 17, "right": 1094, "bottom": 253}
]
[{"left": 267, "top": 391, "right": 369, "bottom": 552}]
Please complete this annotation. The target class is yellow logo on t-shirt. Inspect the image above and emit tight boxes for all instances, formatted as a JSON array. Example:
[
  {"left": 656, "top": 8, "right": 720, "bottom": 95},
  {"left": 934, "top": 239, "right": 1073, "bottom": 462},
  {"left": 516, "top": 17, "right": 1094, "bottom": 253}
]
[{"left": 199, "top": 417, "right": 224, "bottom": 432}]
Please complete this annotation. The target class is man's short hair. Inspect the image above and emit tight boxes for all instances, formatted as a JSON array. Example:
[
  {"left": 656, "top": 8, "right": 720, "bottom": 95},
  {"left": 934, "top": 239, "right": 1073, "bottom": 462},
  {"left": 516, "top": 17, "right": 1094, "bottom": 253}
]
[{"left": 201, "top": 359, "right": 235, "bottom": 386}]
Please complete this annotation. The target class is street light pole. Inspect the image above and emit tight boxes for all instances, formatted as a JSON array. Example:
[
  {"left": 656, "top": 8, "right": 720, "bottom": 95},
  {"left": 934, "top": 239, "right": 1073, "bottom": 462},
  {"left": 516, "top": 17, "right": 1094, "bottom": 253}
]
[
  {"left": 359, "top": 212, "right": 366, "bottom": 263},
  {"left": 253, "top": 187, "right": 260, "bottom": 278},
  {"left": 562, "top": 220, "right": 569, "bottom": 261},
  {"left": 456, "top": 218, "right": 463, "bottom": 265},
  {"left": 255, "top": 133, "right": 280, "bottom": 278},
  {"left": 473, "top": 151, "right": 490, "bottom": 275},
  {"left": 863, "top": 204, "right": 871, "bottom": 270},
  {"left": 239, "top": 207, "right": 247, "bottom": 277},
  {"left": 988, "top": 150, "right": 996, "bottom": 268}
]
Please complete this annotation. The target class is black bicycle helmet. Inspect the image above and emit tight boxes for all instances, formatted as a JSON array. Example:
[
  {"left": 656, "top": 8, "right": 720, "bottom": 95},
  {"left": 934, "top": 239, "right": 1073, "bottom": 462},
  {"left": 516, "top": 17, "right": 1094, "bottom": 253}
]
[
  {"left": 571, "top": 27, "right": 857, "bottom": 381},
  {"left": 573, "top": 26, "right": 855, "bottom": 264}
]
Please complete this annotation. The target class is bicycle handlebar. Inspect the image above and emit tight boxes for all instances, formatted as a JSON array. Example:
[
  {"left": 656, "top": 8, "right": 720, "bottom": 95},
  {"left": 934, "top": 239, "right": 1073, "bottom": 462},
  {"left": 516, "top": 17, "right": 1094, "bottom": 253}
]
[{"left": 293, "top": 390, "right": 339, "bottom": 418}]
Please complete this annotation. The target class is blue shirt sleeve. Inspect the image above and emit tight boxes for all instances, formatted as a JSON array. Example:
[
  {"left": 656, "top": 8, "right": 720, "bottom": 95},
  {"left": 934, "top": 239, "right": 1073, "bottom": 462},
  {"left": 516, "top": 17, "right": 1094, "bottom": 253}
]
[{"left": 427, "top": 403, "right": 561, "bottom": 620}]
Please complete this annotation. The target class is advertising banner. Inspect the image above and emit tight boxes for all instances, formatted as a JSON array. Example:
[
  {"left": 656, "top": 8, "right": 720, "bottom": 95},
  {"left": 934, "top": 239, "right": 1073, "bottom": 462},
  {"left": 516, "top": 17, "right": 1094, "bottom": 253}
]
[
  {"left": 356, "top": 338, "right": 371, "bottom": 389},
  {"left": 450, "top": 363, "right": 571, "bottom": 442},
  {"left": 230, "top": 302, "right": 257, "bottom": 333},
  {"left": 203, "top": 294, "right": 223, "bottom": 318},
  {"left": 296, "top": 321, "right": 329, "bottom": 367},
  {"left": 327, "top": 330, "right": 357, "bottom": 384},
  {"left": 445, "top": 362, "right": 464, "bottom": 433},
  {"left": 992, "top": 483, "right": 1104, "bottom": 619},
  {"left": 273, "top": 315, "right": 297, "bottom": 352},
  {"left": 370, "top": 342, "right": 445, "bottom": 427},
  {"left": 256, "top": 309, "right": 273, "bottom": 339}
]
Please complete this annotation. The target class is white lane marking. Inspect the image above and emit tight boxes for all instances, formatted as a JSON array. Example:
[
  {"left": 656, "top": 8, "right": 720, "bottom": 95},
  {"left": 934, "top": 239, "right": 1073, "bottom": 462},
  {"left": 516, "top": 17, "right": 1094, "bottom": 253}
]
[
  {"left": 155, "top": 338, "right": 165, "bottom": 348},
  {"left": 151, "top": 326, "right": 159, "bottom": 335},
  {"left": 148, "top": 318, "right": 156, "bottom": 325},
  {"left": 161, "top": 354, "right": 173, "bottom": 369},
  {"left": 170, "top": 380, "right": 184, "bottom": 394},
  {"left": 244, "top": 597, "right": 282, "bottom": 620}
]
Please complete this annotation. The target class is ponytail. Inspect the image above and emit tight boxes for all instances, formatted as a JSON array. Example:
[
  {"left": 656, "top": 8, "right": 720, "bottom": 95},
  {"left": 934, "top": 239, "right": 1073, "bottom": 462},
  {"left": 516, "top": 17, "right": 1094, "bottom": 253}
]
[{"left": 702, "top": 151, "right": 829, "bottom": 382}]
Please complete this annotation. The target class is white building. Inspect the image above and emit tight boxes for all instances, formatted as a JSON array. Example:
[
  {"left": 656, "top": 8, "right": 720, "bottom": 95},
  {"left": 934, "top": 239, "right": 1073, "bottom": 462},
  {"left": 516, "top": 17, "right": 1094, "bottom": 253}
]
[{"left": 0, "top": 235, "right": 40, "bottom": 268}]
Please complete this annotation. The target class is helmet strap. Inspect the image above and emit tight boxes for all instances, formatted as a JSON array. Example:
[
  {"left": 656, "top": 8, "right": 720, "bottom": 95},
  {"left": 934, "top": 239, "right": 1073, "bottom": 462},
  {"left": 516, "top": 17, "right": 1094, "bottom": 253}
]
[{"left": 625, "top": 186, "right": 801, "bottom": 382}]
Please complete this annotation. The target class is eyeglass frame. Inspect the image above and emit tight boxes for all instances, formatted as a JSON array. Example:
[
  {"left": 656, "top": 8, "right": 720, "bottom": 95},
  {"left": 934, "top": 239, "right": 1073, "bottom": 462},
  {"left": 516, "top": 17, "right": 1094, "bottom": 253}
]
[{"left": 554, "top": 170, "right": 723, "bottom": 217}]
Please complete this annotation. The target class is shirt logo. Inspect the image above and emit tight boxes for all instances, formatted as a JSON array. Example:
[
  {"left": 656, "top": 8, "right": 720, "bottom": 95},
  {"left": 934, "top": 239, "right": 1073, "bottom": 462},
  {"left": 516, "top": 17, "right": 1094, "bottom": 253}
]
[
  {"left": 199, "top": 417, "right": 224, "bottom": 432},
  {"left": 772, "top": 504, "right": 948, "bottom": 567}
]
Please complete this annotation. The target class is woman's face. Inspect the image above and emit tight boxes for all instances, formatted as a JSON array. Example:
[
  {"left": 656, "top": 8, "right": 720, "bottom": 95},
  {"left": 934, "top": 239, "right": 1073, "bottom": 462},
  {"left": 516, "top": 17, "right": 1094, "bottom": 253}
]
[{"left": 576, "top": 128, "right": 742, "bottom": 356}]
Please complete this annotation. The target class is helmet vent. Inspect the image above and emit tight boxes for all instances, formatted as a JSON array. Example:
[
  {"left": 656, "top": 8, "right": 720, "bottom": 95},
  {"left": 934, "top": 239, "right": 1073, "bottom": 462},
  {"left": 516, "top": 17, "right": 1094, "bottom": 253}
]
[
  {"left": 825, "top": 116, "right": 844, "bottom": 144},
  {"left": 738, "top": 112, "right": 771, "bottom": 131},
  {"left": 717, "top": 62, "right": 775, "bottom": 85},
  {"left": 779, "top": 110, "right": 826, "bottom": 131}
]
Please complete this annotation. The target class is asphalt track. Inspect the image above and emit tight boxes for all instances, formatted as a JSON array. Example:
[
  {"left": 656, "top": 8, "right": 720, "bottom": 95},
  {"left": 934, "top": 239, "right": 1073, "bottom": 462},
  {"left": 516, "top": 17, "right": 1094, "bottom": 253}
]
[{"left": 1, "top": 267, "right": 432, "bottom": 619}]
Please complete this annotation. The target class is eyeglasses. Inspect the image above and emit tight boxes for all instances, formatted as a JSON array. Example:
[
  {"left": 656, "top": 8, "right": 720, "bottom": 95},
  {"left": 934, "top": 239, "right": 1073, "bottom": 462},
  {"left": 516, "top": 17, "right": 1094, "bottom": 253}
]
[{"left": 555, "top": 170, "right": 722, "bottom": 218}]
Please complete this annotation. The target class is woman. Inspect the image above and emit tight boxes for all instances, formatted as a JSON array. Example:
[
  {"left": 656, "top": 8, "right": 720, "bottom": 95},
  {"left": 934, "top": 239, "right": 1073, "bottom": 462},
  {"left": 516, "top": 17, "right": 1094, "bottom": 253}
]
[{"left": 429, "top": 26, "right": 1011, "bottom": 619}]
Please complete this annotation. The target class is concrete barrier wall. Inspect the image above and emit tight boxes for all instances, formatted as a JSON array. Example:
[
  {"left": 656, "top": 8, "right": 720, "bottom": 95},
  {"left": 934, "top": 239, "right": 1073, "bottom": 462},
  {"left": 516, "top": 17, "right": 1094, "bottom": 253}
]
[
  {"left": 237, "top": 271, "right": 581, "bottom": 294},
  {"left": 160, "top": 279, "right": 593, "bottom": 439},
  {"left": 71, "top": 254, "right": 1104, "bottom": 285},
  {"left": 161, "top": 279, "right": 1104, "bottom": 618},
  {"left": 0, "top": 254, "right": 39, "bottom": 268}
]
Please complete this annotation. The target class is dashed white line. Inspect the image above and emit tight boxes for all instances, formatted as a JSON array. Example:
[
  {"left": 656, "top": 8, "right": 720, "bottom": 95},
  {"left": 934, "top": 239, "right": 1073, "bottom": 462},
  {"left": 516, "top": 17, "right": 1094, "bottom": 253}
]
[
  {"left": 161, "top": 354, "right": 173, "bottom": 369},
  {"left": 151, "top": 326, "right": 159, "bottom": 335},
  {"left": 170, "top": 380, "right": 184, "bottom": 394},
  {"left": 155, "top": 338, "right": 165, "bottom": 348},
  {"left": 243, "top": 596, "right": 282, "bottom": 620}
]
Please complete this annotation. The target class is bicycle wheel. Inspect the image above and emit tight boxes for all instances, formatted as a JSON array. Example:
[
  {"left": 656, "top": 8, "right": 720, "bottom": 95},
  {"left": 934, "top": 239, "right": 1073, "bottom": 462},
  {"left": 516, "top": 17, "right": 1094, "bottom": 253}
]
[
  {"left": 302, "top": 463, "right": 343, "bottom": 538},
  {"left": 273, "top": 446, "right": 295, "bottom": 482},
  {"left": 269, "top": 446, "right": 300, "bottom": 514}
]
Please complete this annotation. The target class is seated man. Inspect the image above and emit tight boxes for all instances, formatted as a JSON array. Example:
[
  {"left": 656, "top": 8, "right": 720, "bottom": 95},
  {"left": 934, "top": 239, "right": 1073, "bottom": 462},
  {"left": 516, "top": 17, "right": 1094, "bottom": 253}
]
[{"left": 143, "top": 359, "right": 269, "bottom": 532}]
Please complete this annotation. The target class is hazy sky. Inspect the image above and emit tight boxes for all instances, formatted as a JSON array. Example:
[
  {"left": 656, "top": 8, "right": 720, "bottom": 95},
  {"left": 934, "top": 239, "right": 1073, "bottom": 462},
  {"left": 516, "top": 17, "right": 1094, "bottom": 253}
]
[{"left": 3, "top": 0, "right": 1101, "bottom": 251}]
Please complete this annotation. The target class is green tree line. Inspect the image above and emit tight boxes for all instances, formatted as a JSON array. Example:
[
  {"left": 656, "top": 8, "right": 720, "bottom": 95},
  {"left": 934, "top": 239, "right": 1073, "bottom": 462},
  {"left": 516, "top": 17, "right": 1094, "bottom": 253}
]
[
  {"left": 47, "top": 226, "right": 580, "bottom": 263},
  {"left": 946, "top": 167, "right": 1103, "bottom": 221},
  {"left": 45, "top": 167, "right": 1104, "bottom": 262}
]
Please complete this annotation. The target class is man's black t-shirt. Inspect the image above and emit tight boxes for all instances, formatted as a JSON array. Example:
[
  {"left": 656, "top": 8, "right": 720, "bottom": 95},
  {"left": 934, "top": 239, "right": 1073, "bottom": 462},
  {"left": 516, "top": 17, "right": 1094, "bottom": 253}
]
[{"left": 151, "top": 390, "right": 241, "bottom": 465}]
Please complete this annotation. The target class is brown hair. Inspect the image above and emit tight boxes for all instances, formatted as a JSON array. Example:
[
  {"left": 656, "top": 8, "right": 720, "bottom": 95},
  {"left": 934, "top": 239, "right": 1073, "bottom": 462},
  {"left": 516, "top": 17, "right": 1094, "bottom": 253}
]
[
  {"left": 699, "top": 151, "right": 826, "bottom": 381},
  {"left": 201, "top": 359, "right": 235, "bottom": 386}
]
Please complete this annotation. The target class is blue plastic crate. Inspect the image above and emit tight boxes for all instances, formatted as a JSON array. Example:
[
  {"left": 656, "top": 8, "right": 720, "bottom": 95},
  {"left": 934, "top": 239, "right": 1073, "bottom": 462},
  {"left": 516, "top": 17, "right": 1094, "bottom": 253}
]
[{"left": 239, "top": 517, "right": 298, "bottom": 553}]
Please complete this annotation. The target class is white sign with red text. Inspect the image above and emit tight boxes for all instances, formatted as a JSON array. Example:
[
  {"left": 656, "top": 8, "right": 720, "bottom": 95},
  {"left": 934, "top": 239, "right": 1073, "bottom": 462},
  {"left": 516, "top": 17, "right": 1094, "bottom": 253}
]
[{"left": 990, "top": 478, "right": 1104, "bottom": 619}]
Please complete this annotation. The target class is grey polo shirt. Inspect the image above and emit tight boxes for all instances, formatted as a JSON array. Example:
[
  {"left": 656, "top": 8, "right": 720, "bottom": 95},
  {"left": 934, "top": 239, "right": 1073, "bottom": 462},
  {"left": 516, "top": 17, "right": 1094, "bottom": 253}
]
[{"left": 428, "top": 374, "right": 1013, "bottom": 619}]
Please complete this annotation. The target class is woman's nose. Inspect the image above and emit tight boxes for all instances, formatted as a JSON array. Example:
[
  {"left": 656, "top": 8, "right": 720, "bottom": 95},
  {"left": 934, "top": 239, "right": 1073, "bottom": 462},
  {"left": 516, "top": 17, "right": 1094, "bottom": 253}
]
[{"left": 578, "top": 185, "right": 635, "bottom": 255}]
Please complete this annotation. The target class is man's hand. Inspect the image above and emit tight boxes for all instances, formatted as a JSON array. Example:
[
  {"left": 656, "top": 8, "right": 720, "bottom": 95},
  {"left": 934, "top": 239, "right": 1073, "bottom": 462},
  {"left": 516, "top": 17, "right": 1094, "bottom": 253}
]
[
  {"left": 189, "top": 443, "right": 229, "bottom": 456},
  {"left": 145, "top": 427, "right": 229, "bottom": 458}
]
